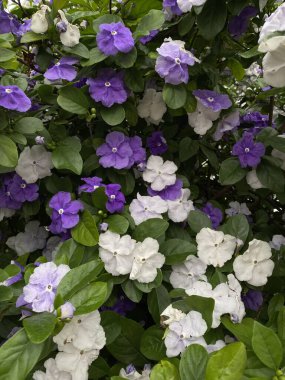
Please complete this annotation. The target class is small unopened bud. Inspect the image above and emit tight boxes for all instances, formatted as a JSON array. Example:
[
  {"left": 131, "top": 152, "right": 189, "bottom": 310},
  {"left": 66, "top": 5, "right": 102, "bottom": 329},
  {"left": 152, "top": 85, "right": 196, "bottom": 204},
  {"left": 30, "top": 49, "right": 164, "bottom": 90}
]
[
  {"left": 60, "top": 302, "right": 75, "bottom": 319},
  {"left": 35, "top": 136, "right": 45, "bottom": 145}
]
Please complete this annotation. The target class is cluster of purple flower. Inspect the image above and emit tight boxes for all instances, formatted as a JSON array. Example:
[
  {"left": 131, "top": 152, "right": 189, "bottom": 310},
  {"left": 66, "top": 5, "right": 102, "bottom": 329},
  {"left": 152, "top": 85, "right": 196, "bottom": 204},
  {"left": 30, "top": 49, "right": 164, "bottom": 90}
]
[
  {"left": 0, "top": 173, "right": 39, "bottom": 210},
  {"left": 0, "top": 9, "right": 31, "bottom": 36},
  {"left": 202, "top": 202, "right": 223, "bottom": 229},
  {"left": 240, "top": 111, "right": 271, "bottom": 135},
  {"left": 232, "top": 132, "right": 265, "bottom": 168}
]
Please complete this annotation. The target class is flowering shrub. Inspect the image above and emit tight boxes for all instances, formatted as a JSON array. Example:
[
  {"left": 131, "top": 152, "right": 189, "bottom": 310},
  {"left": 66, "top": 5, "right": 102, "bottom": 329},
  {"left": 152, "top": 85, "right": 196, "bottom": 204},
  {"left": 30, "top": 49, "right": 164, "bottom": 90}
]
[{"left": 1, "top": 0, "right": 285, "bottom": 379}]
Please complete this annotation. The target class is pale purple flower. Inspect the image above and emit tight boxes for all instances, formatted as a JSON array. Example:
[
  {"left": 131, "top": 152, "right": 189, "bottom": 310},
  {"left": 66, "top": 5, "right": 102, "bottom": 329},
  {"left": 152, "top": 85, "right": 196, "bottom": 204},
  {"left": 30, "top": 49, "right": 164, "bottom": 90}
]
[
  {"left": 242, "top": 289, "right": 263, "bottom": 311},
  {"left": 87, "top": 69, "right": 128, "bottom": 108},
  {"left": 228, "top": 6, "right": 258, "bottom": 39},
  {"left": 23, "top": 262, "right": 70, "bottom": 313},
  {"left": 148, "top": 179, "right": 183, "bottom": 201},
  {"left": 35, "top": 136, "right": 45, "bottom": 145},
  {"left": 0, "top": 85, "right": 31, "bottom": 112},
  {"left": 140, "top": 30, "right": 159, "bottom": 44},
  {"left": 105, "top": 184, "right": 126, "bottom": 213},
  {"left": 79, "top": 176, "right": 103, "bottom": 193},
  {"left": 17, "top": 19, "right": 32, "bottom": 36},
  {"left": 127, "top": 136, "right": 146, "bottom": 168},
  {"left": 49, "top": 192, "right": 83, "bottom": 234},
  {"left": 100, "top": 222, "right": 109, "bottom": 232},
  {"left": 60, "top": 302, "right": 75, "bottom": 319},
  {"left": 213, "top": 111, "right": 240, "bottom": 141},
  {"left": 16, "top": 294, "right": 32, "bottom": 317},
  {"left": 56, "top": 20, "right": 67, "bottom": 33},
  {"left": 163, "top": 0, "right": 182, "bottom": 15},
  {"left": 1, "top": 262, "right": 23, "bottom": 286},
  {"left": 96, "top": 22, "right": 134, "bottom": 56},
  {"left": 232, "top": 132, "right": 265, "bottom": 168},
  {"left": 44, "top": 57, "right": 78, "bottom": 81},
  {"left": 147, "top": 131, "right": 168, "bottom": 155},
  {"left": 193, "top": 90, "right": 232, "bottom": 112},
  {"left": 202, "top": 202, "right": 223, "bottom": 229}
]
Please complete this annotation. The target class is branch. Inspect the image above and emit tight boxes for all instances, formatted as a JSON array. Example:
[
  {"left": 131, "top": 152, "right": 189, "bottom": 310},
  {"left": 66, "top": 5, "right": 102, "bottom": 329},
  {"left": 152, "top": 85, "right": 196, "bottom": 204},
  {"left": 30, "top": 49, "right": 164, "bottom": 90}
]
[
  {"left": 109, "top": 0, "right": 112, "bottom": 14},
  {"left": 269, "top": 96, "right": 274, "bottom": 127}
]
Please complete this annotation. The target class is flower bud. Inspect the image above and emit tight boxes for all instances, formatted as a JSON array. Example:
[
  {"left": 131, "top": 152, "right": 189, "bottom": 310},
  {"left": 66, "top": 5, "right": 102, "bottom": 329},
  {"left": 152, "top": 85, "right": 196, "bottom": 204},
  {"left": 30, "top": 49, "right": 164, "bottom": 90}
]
[
  {"left": 31, "top": 5, "right": 50, "bottom": 34},
  {"left": 60, "top": 302, "right": 75, "bottom": 319}
]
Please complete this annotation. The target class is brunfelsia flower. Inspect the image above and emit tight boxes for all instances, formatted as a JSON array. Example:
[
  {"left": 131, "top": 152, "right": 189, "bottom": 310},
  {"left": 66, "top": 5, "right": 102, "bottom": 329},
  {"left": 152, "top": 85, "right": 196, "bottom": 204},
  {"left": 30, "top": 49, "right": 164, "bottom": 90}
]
[
  {"left": 49, "top": 191, "right": 83, "bottom": 234},
  {"left": 87, "top": 69, "right": 128, "bottom": 108},
  {"left": 147, "top": 131, "right": 168, "bottom": 155},
  {"left": 167, "top": 188, "right": 195, "bottom": 223},
  {"left": 163, "top": 0, "right": 182, "bottom": 16},
  {"left": 193, "top": 89, "right": 232, "bottom": 112},
  {"left": 57, "top": 10, "right": 80, "bottom": 47},
  {"left": 0, "top": 85, "right": 31, "bottom": 112},
  {"left": 177, "top": 0, "right": 207, "bottom": 13},
  {"left": 8, "top": 173, "right": 39, "bottom": 203},
  {"left": 228, "top": 6, "right": 258, "bottom": 39},
  {"left": 170, "top": 255, "right": 207, "bottom": 290},
  {"left": 155, "top": 39, "right": 198, "bottom": 85},
  {"left": 225, "top": 201, "right": 251, "bottom": 217},
  {"left": 129, "top": 193, "right": 168, "bottom": 225},
  {"left": 96, "top": 22, "right": 134, "bottom": 56},
  {"left": 79, "top": 176, "right": 103, "bottom": 193},
  {"left": 0, "top": 10, "right": 20, "bottom": 35},
  {"left": 258, "top": 2, "right": 285, "bottom": 43},
  {"left": 139, "top": 29, "right": 159, "bottom": 44},
  {"left": 188, "top": 100, "right": 221, "bottom": 135},
  {"left": 147, "top": 179, "right": 183, "bottom": 201},
  {"left": 202, "top": 202, "right": 223, "bottom": 229},
  {"left": 44, "top": 57, "right": 79, "bottom": 81},
  {"left": 0, "top": 174, "right": 23, "bottom": 210},
  {"left": 101, "top": 293, "right": 135, "bottom": 316},
  {"left": 213, "top": 110, "right": 240, "bottom": 141},
  {"left": 137, "top": 89, "right": 167, "bottom": 125},
  {"left": 105, "top": 183, "right": 126, "bottom": 213},
  {"left": 30, "top": 5, "right": 50, "bottom": 34},
  {"left": 23, "top": 262, "right": 70, "bottom": 312},
  {"left": 232, "top": 132, "right": 265, "bottom": 168},
  {"left": 242, "top": 289, "right": 263, "bottom": 311},
  {"left": 143, "top": 155, "right": 178, "bottom": 191}
]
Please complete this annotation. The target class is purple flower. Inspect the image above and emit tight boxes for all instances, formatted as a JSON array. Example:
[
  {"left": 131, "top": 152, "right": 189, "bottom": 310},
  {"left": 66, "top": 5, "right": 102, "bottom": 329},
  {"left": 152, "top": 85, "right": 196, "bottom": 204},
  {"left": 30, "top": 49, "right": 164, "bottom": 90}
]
[
  {"left": 228, "top": 6, "right": 258, "bottom": 39},
  {"left": 17, "top": 19, "right": 31, "bottom": 36},
  {"left": 0, "top": 10, "right": 20, "bottom": 35},
  {"left": 0, "top": 85, "right": 31, "bottom": 112},
  {"left": 105, "top": 184, "right": 126, "bottom": 213},
  {"left": 44, "top": 57, "right": 78, "bottom": 81},
  {"left": 8, "top": 174, "right": 39, "bottom": 202},
  {"left": 16, "top": 294, "right": 32, "bottom": 317},
  {"left": 128, "top": 136, "right": 146, "bottom": 168},
  {"left": 22, "top": 262, "right": 70, "bottom": 313},
  {"left": 156, "top": 40, "right": 197, "bottom": 85},
  {"left": 49, "top": 192, "right": 83, "bottom": 234},
  {"left": 202, "top": 202, "right": 223, "bottom": 229},
  {"left": 232, "top": 132, "right": 265, "bottom": 168},
  {"left": 87, "top": 69, "right": 128, "bottom": 108},
  {"left": 0, "top": 174, "right": 22, "bottom": 210},
  {"left": 193, "top": 90, "right": 232, "bottom": 112},
  {"left": 163, "top": 0, "right": 182, "bottom": 15},
  {"left": 79, "top": 176, "right": 103, "bottom": 193},
  {"left": 96, "top": 131, "right": 133, "bottom": 169},
  {"left": 96, "top": 22, "right": 134, "bottom": 56},
  {"left": 242, "top": 289, "right": 263, "bottom": 311},
  {"left": 139, "top": 30, "right": 159, "bottom": 44},
  {"left": 101, "top": 293, "right": 135, "bottom": 316},
  {"left": 56, "top": 20, "right": 67, "bottom": 33},
  {"left": 60, "top": 302, "right": 75, "bottom": 319},
  {"left": 148, "top": 179, "right": 183, "bottom": 201},
  {"left": 147, "top": 131, "right": 168, "bottom": 155},
  {"left": 240, "top": 112, "right": 271, "bottom": 135}
]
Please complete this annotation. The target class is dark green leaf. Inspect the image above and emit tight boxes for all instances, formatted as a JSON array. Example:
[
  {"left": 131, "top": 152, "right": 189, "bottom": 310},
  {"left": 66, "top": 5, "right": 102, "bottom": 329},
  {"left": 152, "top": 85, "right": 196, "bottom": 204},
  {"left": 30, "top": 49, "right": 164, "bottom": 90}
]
[
  {"left": 133, "top": 219, "right": 169, "bottom": 242},
  {"left": 163, "top": 84, "right": 187, "bottom": 109},
  {"left": 197, "top": 0, "right": 227, "bottom": 40},
  {"left": 179, "top": 137, "right": 199, "bottom": 162},
  {"left": 23, "top": 313, "right": 56, "bottom": 344},
  {"left": 71, "top": 210, "right": 99, "bottom": 247},
  {"left": 0, "top": 135, "right": 18, "bottom": 168},
  {"left": 70, "top": 281, "right": 108, "bottom": 315},
  {"left": 160, "top": 239, "right": 197, "bottom": 265},
  {"left": 256, "top": 160, "right": 285, "bottom": 193},
  {"left": 140, "top": 326, "right": 166, "bottom": 361},
  {"left": 219, "top": 158, "right": 247, "bottom": 185},
  {"left": 57, "top": 86, "right": 89, "bottom": 115},
  {"left": 100, "top": 105, "right": 125, "bottom": 126},
  {"left": 106, "top": 214, "right": 129, "bottom": 234},
  {"left": 188, "top": 210, "right": 212, "bottom": 233}
]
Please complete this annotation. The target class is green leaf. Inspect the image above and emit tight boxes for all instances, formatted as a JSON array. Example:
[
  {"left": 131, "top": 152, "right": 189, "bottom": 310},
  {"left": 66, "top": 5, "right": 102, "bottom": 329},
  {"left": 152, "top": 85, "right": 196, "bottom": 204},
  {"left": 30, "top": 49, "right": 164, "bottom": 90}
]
[
  {"left": 134, "top": 9, "right": 165, "bottom": 39},
  {"left": 222, "top": 317, "right": 254, "bottom": 347},
  {"left": 0, "top": 48, "right": 15, "bottom": 62},
  {"left": 23, "top": 312, "right": 56, "bottom": 344},
  {"left": 205, "top": 342, "right": 247, "bottom": 380},
  {"left": 163, "top": 84, "right": 187, "bottom": 109},
  {"left": 100, "top": 105, "right": 125, "bottom": 126},
  {"left": 53, "top": 238, "right": 85, "bottom": 267},
  {"left": 140, "top": 326, "right": 166, "bottom": 361},
  {"left": 52, "top": 146, "right": 83, "bottom": 175},
  {"left": 63, "top": 43, "right": 90, "bottom": 59},
  {"left": 219, "top": 158, "right": 247, "bottom": 185},
  {"left": 70, "top": 281, "right": 108, "bottom": 315},
  {"left": 188, "top": 210, "right": 212, "bottom": 233},
  {"left": 122, "top": 280, "right": 143, "bottom": 303},
  {"left": 71, "top": 210, "right": 99, "bottom": 247},
  {"left": 57, "top": 86, "right": 89, "bottom": 115},
  {"left": 179, "top": 137, "right": 199, "bottom": 162},
  {"left": 197, "top": 0, "right": 227, "bottom": 40},
  {"left": 277, "top": 307, "right": 285, "bottom": 344},
  {"left": 14, "top": 117, "right": 44, "bottom": 134},
  {"left": 0, "top": 135, "right": 18, "bottom": 168},
  {"left": 147, "top": 285, "right": 171, "bottom": 324},
  {"left": 178, "top": 13, "right": 195, "bottom": 36},
  {"left": 268, "top": 136, "right": 285, "bottom": 153},
  {"left": 92, "top": 187, "right": 108, "bottom": 210},
  {"left": 114, "top": 48, "right": 137, "bottom": 68},
  {"left": 256, "top": 160, "right": 285, "bottom": 193},
  {"left": 81, "top": 47, "right": 106, "bottom": 66},
  {"left": 0, "top": 285, "right": 13, "bottom": 302},
  {"left": 133, "top": 218, "right": 169, "bottom": 242},
  {"left": 150, "top": 360, "right": 180, "bottom": 380},
  {"left": 101, "top": 311, "right": 122, "bottom": 345},
  {"left": 180, "top": 344, "right": 208, "bottom": 380},
  {"left": 223, "top": 214, "right": 249, "bottom": 242},
  {"left": 134, "top": 269, "right": 163, "bottom": 293},
  {"left": 106, "top": 214, "right": 129, "bottom": 234},
  {"left": 227, "top": 58, "right": 245, "bottom": 81},
  {"left": 239, "top": 46, "right": 261, "bottom": 59},
  {"left": 53, "top": 0, "right": 68, "bottom": 12},
  {"left": 252, "top": 321, "right": 283, "bottom": 370},
  {"left": 160, "top": 239, "right": 197, "bottom": 265},
  {"left": 93, "top": 14, "right": 122, "bottom": 33},
  {"left": 21, "top": 32, "right": 48, "bottom": 43}
]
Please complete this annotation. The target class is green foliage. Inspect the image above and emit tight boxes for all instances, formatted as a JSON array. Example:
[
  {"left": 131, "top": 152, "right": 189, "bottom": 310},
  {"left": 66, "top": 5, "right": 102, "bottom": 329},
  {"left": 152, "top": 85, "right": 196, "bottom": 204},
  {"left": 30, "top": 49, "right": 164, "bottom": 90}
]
[
  {"left": 23, "top": 312, "right": 57, "bottom": 344},
  {"left": 71, "top": 210, "right": 99, "bottom": 246},
  {"left": 180, "top": 344, "right": 208, "bottom": 380}
]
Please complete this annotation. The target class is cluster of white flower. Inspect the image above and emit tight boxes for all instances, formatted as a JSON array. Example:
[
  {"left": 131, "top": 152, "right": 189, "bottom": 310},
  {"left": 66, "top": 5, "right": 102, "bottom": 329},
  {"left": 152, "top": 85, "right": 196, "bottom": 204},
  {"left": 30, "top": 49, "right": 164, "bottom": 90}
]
[
  {"left": 225, "top": 201, "right": 251, "bottom": 217},
  {"left": 0, "top": 207, "right": 15, "bottom": 222},
  {"left": 33, "top": 311, "right": 106, "bottom": 380},
  {"left": 137, "top": 89, "right": 167, "bottom": 125},
  {"left": 99, "top": 231, "right": 165, "bottom": 283}
]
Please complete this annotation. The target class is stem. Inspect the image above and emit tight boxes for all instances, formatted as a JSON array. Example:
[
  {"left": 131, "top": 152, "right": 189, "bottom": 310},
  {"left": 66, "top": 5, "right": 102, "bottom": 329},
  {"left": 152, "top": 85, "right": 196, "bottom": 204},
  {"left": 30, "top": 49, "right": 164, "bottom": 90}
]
[
  {"left": 109, "top": 0, "right": 112, "bottom": 14},
  {"left": 269, "top": 96, "right": 274, "bottom": 126},
  {"left": 11, "top": 0, "right": 27, "bottom": 17}
]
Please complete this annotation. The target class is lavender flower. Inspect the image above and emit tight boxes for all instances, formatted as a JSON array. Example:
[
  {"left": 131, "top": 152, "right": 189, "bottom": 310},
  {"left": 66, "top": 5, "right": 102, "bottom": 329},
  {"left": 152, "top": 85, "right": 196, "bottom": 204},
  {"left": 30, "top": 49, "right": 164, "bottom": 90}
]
[
  {"left": 232, "top": 132, "right": 265, "bottom": 168},
  {"left": 0, "top": 174, "right": 22, "bottom": 210},
  {"left": 16, "top": 294, "right": 32, "bottom": 317},
  {"left": 193, "top": 90, "right": 232, "bottom": 112},
  {"left": 105, "top": 184, "right": 126, "bottom": 213},
  {"left": 87, "top": 69, "right": 128, "bottom": 108},
  {"left": 213, "top": 111, "right": 240, "bottom": 141},
  {"left": 147, "top": 131, "right": 168, "bottom": 155},
  {"left": 96, "top": 22, "right": 134, "bottom": 56},
  {"left": 163, "top": 0, "right": 182, "bottom": 15},
  {"left": 0, "top": 85, "right": 31, "bottom": 112},
  {"left": 49, "top": 192, "right": 83, "bottom": 234},
  {"left": 228, "top": 6, "right": 258, "bottom": 39},
  {"left": 79, "top": 176, "right": 103, "bottom": 193},
  {"left": 0, "top": 10, "right": 20, "bottom": 35},
  {"left": 8, "top": 174, "right": 39, "bottom": 203},
  {"left": 202, "top": 202, "right": 223, "bottom": 229},
  {"left": 147, "top": 179, "right": 183, "bottom": 201},
  {"left": 44, "top": 57, "right": 78, "bottom": 81},
  {"left": 128, "top": 136, "right": 146, "bottom": 168},
  {"left": 139, "top": 30, "right": 159, "bottom": 44},
  {"left": 17, "top": 19, "right": 32, "bottom": 36},
  {"left": 60, "top": 302, "right": 75, "bottom": 319},
  {"left": 241, "top": 112, "right": 269, "bottom": 128},
  {"left": 242, "top": 289, "right": 263, "bottom": 311},
  {"left": 23, "top": 262, "right": 70, "bottom": 313}
]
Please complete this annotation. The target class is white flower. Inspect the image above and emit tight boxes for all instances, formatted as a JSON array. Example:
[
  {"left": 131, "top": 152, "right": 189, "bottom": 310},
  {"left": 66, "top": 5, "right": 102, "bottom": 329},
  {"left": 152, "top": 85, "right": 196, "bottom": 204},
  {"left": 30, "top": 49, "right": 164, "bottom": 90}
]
[
  {"left": 58, "top": 10, "right": 80, "bottom": 47},
  {"left": 260, "top": 36, "right": 285, "bottom": 88},
  {"left": 246, "top": 170, "right": 265, "bottom": 190},
  {"left": 55, "top": 349, "right": 96, "bottom": 380},
  {"left": 167, "top": 189, "right": 195, "bottom": 222},
  {"left": 129, "top": 194, "right": 168, "bottom": 225},
  {"left": 98, "top": 231, "right": 136, "bottom": 276},
  {"left": 137, "top": 89, "right": 167, "bottom": 125},
  {"left": 233, "top": 239, "right": 274, "bottom": 286},
  {"left": 170, "top": 255, "right": 207, "bottom": 290},
  {"left": 177, "top": 0, "right": 207, "bottom": 13},
  {"left": 119, "top": 365, "right": 151, "bottom": 380},
  {"left": 185, "top": 279, "right": 213, "bottom": 298},
  {"left": 164, "top": 311, "right": 207, "bottom": 357},
  {"left": 245, "top": 62, "right": 262, "bottom": 78},
  {"left": 16, "top": 145, "right": 53, "bottom": 184},
  {"left": 143, "top": 155, "right": 177, "bottom": 191},
  {"left": 0, "top": 208, "right": 15, "bottom": 222},
  {"left": 206, "top": 340, "right": 226, "bottom": 353},
  {"left": 31, "top": 5, "right": 50, "bottom": 34},
  {"left": 270, "top": 234, "right": 285, "bottom": 250},
  {"left": 196, "top": 228, "right": 237, "bottom": 267},
  {"left": 225, "top": 201, "right": 251, "bottom": 216},
  {"left": 160, "top": 305, "right": 186, "bottom": 326},
  {"left": 33, "top": 358, "right": 71, "bottom": 380},
  {"left": 130, "top": 238, "right": 165, "bottom": 283},
  {"left": 188, "top": 101, "right": 220, "bottom": 135},
  {"left": 258, "top": 2, "right": 285, "bottom": 43},
  {"left": 6, "top": 220, "right": 48, "bottom": 256}
]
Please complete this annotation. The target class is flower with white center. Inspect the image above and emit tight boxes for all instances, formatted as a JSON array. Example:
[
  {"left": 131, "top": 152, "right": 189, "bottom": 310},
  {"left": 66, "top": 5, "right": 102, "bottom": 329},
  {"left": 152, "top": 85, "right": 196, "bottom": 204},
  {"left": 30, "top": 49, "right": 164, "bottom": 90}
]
[
  {"left": 130, "top": 238, "right": 165, "bottom": 283},
  {"left": 0, "top": 208, "right": 15, "bottom": 222},
  {"left": 258, "top": 2, "right": 285, "bottom": 43},
  {"left": 143, "top": 155, "right": 177, "bottom": 191},
  {"left": 129, "top": 194, "right": 168, "bottom": 225},
  {"left": 31, "top": 5, "right": 50, "bottom": 34},
  {"left": 98, "top": 231, "right": 136, "bottom": 276},
  {"left": 206, "top": 340, "right": 226, "bottom": 353},
  {"left": 57, "top": 10, "right": 80, "bottom": 47},
  {"left": 33, "top": 358, "right": 71, "bottom": 380},
  {"left": 246, "top": 170, "right": 265, "bottom": 190},
  {"left": 196, "top": 228, "right": 237, "bottom": 267},
  {"left": 188, "top": 101, "right": 221, "bottom": 135},
  {"left": 225, "top": 201, "right": 251, "bottom": 217},
  {"left": 160, "top": 305, "right": 186, "bottom": 326},
  {"left": 233, "top": 239, "right": 274, "bottom": 286},
  {"left": 177, "top": 0, "right": 207, "bottom": 13},
  {"left": 119, "top": 364, "right": 151, "bottom": 380},
  {"left": 170, "top": 255, "right": 207, "bottom": 290},
  {"left": 164, "top": 311, "right": 207, "bottom": 357},
  {"left": 270, "top": 235, "right": 285, "bottom": 250},
  {"left": 167, "top": 188, "right": 195, "bottom": 222},
  {"left": 137, "top": 89, "right": 167, "bottom": 125},
  {"left": 16, "top": 145, "right": 53, "bottom": 184}
]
